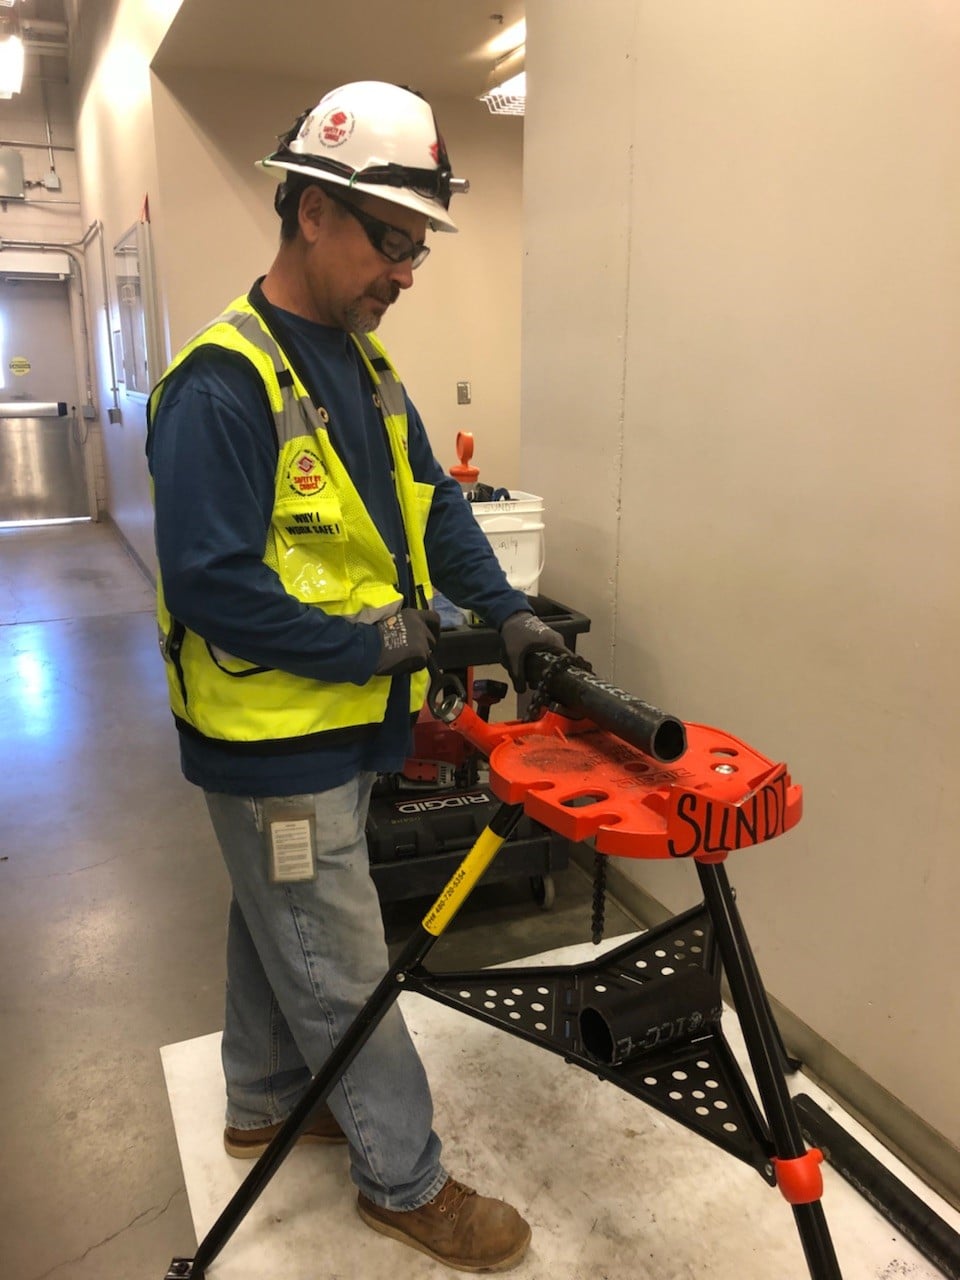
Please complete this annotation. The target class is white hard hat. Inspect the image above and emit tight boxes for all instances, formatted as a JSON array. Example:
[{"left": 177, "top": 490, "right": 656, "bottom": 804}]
[{"left": 260, "top": 81, "right": 468, "bottom": 233}]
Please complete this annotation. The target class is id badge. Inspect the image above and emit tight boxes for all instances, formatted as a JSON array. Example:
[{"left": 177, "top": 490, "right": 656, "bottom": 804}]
[{"left": 263, "top": 797, "right": 317, "bottom": 883}]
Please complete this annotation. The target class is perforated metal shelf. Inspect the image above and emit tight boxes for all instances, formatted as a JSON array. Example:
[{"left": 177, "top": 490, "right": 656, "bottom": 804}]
[{"left": 408, "top": 903, "right": 776, "bottom": 1180}]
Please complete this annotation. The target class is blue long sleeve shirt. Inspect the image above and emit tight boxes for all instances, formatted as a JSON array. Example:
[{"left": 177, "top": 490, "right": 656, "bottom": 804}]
[{"left": 147, "top": 283, "right": 528, "bottom": 796}]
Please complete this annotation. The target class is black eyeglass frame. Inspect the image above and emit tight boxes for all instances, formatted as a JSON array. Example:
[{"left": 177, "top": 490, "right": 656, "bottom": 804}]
[{"left": 324, "top": 187, "right": 430, "bottom": 269}]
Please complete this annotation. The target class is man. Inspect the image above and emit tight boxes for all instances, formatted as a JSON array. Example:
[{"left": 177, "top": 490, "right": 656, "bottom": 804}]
[{"left": 147, "top": 81, "right": 569, "bottom": 1273}]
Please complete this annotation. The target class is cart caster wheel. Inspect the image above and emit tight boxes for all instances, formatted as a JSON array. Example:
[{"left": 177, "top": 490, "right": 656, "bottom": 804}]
[{"left": 530, "top": 874, "right": 555, "bottom": 910}]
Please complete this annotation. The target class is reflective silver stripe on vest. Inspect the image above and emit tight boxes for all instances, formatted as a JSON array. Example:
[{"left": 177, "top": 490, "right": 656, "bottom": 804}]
[
  {"left": 218, "top": 313, "right": 407, "bottom": 441},
  {"left": 219, "top": 306, "right": 311, "bottom": 444},
  {"left": 353, "top": 332, "right": 407, "bottom": 421},
  {"left": 221, "top": 305, "right": 289, "bottom": 368}
]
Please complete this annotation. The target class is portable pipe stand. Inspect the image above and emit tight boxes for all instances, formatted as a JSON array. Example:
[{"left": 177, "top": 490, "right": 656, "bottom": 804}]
[{"left": 166, "top": 656, "right": 843, "bottom": 1280}]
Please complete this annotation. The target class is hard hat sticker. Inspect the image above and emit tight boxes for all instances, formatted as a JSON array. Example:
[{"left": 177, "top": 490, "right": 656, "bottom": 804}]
[
  {"left": 319, "top": 109, "right": 355, "bottom": 149},
  {"left": 287, "top": 449, "right": 328, "bottom": 496}
]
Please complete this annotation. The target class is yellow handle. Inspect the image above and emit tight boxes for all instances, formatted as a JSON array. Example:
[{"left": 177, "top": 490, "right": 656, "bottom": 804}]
[{"left": 421, "top": 826, "right": 506, "bottom": 936}]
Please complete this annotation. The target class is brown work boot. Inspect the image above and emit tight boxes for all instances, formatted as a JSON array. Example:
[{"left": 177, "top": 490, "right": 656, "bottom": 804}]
[
  {"left": 357, "top": 1177, "right": 531, "bottom": 1272},
  {"left": 223, "top": 1102, "right": 346, "bottom": 1158}
]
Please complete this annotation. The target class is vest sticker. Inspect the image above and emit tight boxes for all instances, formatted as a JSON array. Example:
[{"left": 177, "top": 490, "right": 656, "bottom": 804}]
[
  {"left": 283, "top": 513, "right": 342, "bottom": 537},
  {"left": 287, "top": 449, "right": 327, "bottom": 496}
]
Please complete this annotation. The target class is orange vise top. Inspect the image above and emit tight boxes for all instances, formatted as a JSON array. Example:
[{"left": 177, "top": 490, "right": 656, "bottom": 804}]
[{"left": 451, "top": 705, "right": 802, "bottom": 862}]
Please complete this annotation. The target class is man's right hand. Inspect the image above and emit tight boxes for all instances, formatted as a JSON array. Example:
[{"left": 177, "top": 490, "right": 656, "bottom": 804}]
[
  {"left": 374, "top": 609, "right": 441, "bottom": 676},
  {"left": 499, "top": 610, "right": 570, "bottom": 693}
]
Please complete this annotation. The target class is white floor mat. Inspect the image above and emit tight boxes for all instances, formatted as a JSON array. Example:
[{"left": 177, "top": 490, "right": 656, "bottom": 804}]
[{"left": 161, "top": 935, "right": 959, "bottom": 1279}]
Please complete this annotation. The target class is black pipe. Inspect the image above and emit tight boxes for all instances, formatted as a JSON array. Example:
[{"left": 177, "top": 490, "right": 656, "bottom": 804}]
[
  {"left": 794, "top": 1094, "right": 960, "bottom": 1280},
  {"left": 580, "top": 968, "right": 723, "bottom": 1064},
  {"left": 525, "top": 651, "right": 687, "bottom": 762}
]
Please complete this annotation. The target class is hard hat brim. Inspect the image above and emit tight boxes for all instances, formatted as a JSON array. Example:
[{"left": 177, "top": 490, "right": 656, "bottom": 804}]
[{"left": 258, "top": 156, "right": 459, "bottom": 233}]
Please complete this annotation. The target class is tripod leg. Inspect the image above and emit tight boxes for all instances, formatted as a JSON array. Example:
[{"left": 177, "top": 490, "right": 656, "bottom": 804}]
[
  {"left": 173, "top": 802, "right": 526, "bottom": 1279},
  {"left": 696, "top": 860, "right": 843, "bottom": 1280},
  {"left": 728, "top": 882, "right": 801, "bottom": 1074}
]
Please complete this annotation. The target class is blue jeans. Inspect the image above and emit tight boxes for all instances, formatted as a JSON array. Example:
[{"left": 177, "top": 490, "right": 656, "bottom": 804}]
[{"left": 204, "top": 775, "right": 447, "bottom": 1210}]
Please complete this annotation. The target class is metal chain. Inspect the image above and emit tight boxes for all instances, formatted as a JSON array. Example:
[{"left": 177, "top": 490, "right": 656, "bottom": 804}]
[
  {"left": 522, "top": 649, "right": 588, "bottom": 721},
  {"left": 591, "top": 850, "right": 607, "bottom": 945},
  {"left": 523, "top": 675, "right": 551, "bottom": 722}
]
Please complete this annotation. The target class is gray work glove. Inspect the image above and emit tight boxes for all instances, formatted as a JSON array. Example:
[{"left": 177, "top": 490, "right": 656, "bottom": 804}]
[
  {"left": 374, "top": 608, "right": 440, "bottom": 677},
  {"left": 499, "top": 611, "right": 569, "bottom": 693}
]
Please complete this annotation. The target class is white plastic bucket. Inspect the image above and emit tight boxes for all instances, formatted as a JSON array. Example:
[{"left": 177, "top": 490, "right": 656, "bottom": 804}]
[{"left": 469, "top": 491, "right": 545, "bottom": 596}]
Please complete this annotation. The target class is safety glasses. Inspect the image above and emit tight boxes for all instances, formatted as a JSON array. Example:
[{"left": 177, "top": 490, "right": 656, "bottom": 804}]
[{"left": 326, "top": 189, "right": 430, "bottom": 269}]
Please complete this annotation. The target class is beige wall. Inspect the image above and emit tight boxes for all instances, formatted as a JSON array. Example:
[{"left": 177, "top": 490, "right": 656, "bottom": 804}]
[
  {"left": 150, "top": 69, "right": 523, "bottom": 498},
  {"left": 523, "top": 0, "right": 960, "bottom": 1183},
  {"left": 0, "top": 79, "right": 81, "bottom": 243},
  {"left": 72, "top": 24, "right": 524, "bottom": 573},
  {"left": 72, "top": 0, "right": 180, "bottom": 568}
]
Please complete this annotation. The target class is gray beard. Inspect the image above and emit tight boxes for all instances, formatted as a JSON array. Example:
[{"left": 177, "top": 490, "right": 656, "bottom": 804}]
[
  {"left": 345, "top": 300, "right": 381, "bottom": 333},
  {"left": 346, "top": 284, "right": 400, "bottom": 333}
]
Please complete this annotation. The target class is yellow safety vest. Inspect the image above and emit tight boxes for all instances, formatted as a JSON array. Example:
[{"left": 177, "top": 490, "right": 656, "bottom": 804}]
[{"left": 148, "top": 292, "right": 434, "bottom": 751}]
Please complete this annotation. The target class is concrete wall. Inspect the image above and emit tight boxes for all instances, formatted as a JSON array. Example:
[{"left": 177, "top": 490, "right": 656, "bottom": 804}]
[{"left": 523, "top": 0, "right": 959, "bottom": 1192}]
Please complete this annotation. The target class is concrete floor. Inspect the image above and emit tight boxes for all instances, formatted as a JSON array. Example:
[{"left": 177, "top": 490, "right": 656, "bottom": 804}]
[{"left": 0, "top": 521, "right": 639, "bottom": 1280}]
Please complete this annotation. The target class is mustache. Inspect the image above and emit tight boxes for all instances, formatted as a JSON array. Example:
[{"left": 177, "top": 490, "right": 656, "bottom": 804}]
[{"left": 367, "top": 283, "right": 401, "bottom": 306}]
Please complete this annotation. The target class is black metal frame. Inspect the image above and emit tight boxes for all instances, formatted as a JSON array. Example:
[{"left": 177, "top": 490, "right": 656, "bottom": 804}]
[{"left": 165, "top": 799, "right": 842, "bottom": 1280}]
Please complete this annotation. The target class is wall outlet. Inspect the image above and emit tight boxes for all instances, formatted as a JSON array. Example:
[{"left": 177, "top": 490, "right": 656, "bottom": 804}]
[{"left": 457, "top": 381, "right": 471, "bottom": 405}]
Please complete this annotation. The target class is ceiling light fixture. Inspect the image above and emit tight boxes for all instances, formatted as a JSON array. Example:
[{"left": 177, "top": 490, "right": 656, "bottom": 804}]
[
  {"left": 479, "top": 42, "right": 525, "bottom": 116},
  {"left": 0, "top": 32, "right": 24, "bottom": 98}
]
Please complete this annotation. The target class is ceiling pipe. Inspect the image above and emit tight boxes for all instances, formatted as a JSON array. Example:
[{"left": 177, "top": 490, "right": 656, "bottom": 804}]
[
  {"left": 21, "top": 19, "right": 69, "bottom": 58},
  {"left": 23, "top": 40, "right": 68, "bottom": 56},
  {"left": 20, "top": 19, "right": 68, "bottom": 38},
  {"left": 0, "top": 137, "right": 75, "bottom": 152}
]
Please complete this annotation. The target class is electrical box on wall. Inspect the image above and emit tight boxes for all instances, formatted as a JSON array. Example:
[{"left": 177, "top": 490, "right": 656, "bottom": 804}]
[{"left": 0, "top": 149, "right": 25, "bottom": 200}]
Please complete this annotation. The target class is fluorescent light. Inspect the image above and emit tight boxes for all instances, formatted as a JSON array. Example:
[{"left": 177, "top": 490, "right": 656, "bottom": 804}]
[
  {"left": 480, "top": 44, "right": 526, "bottom": 117},
  {"left": 0, "top": 33, "right": 24, "bottom": 98},
  {"left": 485, "top": 18, "right": 525, "bottom": 60},
  {"left": 0, "top": 517, "right": 92, "bottom": 530},
  {"left": 494, "top": 72, "right": 525, "bottom": 99}
]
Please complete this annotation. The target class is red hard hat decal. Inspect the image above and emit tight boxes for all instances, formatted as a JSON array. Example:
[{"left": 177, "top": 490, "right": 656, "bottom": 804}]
[{"left": 319, "top": 108, "right": 355, "bottom": 148}]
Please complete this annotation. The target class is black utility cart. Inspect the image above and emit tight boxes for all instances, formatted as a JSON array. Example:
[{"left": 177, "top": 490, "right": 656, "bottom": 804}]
[{"left": 366, "top": 594, "right": 591, "bottom": 909}]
